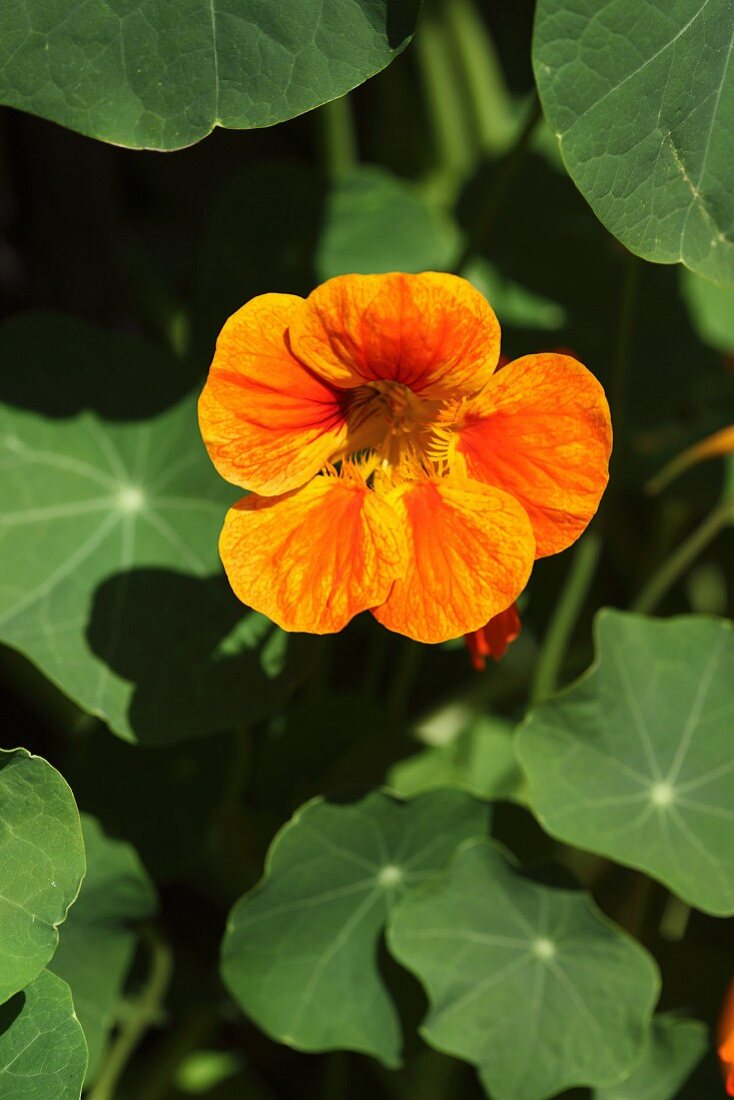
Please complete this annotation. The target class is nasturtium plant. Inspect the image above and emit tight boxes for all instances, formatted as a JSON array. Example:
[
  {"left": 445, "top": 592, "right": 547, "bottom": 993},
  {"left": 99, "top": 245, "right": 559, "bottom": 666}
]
[
  {"left": 2, "top": 1, "right": 733, "bottom": 1097},
  {"left": 221, "top": 790, "right": 489, "bottom": 1066},
  {"left": 388, "top": 838, "right": 660, "bottom": 1100},
  {"left": 49, "top": 816, "right": 157, "bottom": 1083},
  {"left": 0, "top": 1, "right": 419, "bottom": 150},
  {"left": 517, "top": 611, "right": 734, "bottom": 915},
  {"left": 0, "top": 313, "right": 313, "bottom": 746},
  {"left": 0, "top": 749, "right": 84, "bottom": 1004},
  {"left": 593, "top": 1014, "right": 708, "bottom": 1100},
  {"left": 534, "top": 0, "right": 734, "bottom": 286},
  {"left": 0, "top": 971, "right": 88, "bottom": 1100}
]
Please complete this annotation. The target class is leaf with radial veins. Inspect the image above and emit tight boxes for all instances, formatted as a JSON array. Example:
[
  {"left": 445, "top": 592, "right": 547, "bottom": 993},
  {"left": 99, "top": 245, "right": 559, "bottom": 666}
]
[
  {"left": 0, "top": 313, "right": 314, "bottom": 745},
  {"left": 0, "top": 970, "right": 88, "bottom": 1099},
  {"left": 593, "top": 1014, "right": 707, "bottom": 1100},
  {"left": 0, "top": 749, "right": 85, "bottom": 1005},
  {"left": 517, "top": 611, "right": 734, "bottom": 915},
  {"left": 534, "top": 0, "right": 734, "bottom": 285},
  {"left": 221, "top": 790, "right": 489, "bottom": 1067},
  {"left": 388, "top": 838, "right": 659, "bottom": 1100},
  {"left": 0, "top": 1, "right": 419, "bottom": 150},
  {"left": 49, "top": 816, "right": 157, "bottom": 1084}
]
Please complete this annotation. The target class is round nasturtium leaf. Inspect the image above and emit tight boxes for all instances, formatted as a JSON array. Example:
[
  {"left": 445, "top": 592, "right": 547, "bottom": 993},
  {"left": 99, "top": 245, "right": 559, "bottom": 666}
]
[
  {"left": 221, "top": 789, "right": 489, "bottom": 1067},
  {"left": 534, "top": 0, "right": 734, "bottom": 286},
  {"left": 0, "top": 313, "right": 314, "bottom": 745},
  {"left": 517, "top": 611, "right": 734, "bottom": 915},
  {"left": 0, "top": 970, "right": 88, "bottom": 1099},
  {"left": 0, "top": 749, "right": 85, "bottom": 1005},
  {"left": 49, "top": 816, "right": 157, "bottom": 1084},
  {"left": 0, "top": 0, "right": 419, "bottom": 151},
  {"left": 388, "top": 838, "right": 659, "bottom": 1100},
  {"left": 593, "top": 1014, "right": 708, "bottom": 1100}
]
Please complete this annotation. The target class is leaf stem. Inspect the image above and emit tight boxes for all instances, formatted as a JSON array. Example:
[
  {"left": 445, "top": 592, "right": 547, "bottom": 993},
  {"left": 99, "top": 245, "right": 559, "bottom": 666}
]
[
  {"left": 530, "top": 531, "right": 602, "bottom": 705},
  {"left": 453, "top": 93, "right": 542, "bottom": 274},
  {"left": 387, "top": 640, "right": 423, "bottom": 725},
  {"left": 88, "top": 927, "right": 173, "bottom": 1100},
  {"left": 631, "top": 497, "right": 734, "bottom": 614},
  {"left": 316, "top": 95, "right": 358, "bottom": 181}
]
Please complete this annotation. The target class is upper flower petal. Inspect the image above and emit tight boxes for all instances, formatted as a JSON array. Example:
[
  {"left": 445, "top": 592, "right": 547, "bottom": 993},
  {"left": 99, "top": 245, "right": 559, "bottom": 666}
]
[
  {"left": 199, "top": 293, "right": 347, "bottom": 496},
  {"left": 372, "top": 475, "right": 535, "bottom": 644},
  {"left": 288, "top": 272, "right": 501, "bottom": 397},
  {"left": 219, "top": 473, "right": 407, "bottom": 635},
  {"left": 455, "top": 353, "right": 612, "bottom": 558}
]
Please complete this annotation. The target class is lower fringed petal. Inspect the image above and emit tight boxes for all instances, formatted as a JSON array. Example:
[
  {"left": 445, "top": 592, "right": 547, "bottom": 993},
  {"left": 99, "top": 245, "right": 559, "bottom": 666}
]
[
  {"left": 219, "top": 476, "right": 407, "bottom": 634},
  {"left": 372, "top": 476, "right": 535, "bottom": 644},
  {"left": 456, "top": 353, "right": 612, "bottom": 558}
]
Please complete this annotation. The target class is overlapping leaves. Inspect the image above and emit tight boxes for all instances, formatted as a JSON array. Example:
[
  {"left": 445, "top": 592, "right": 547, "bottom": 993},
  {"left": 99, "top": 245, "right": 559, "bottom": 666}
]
[
  {"left": 534, "top": 0, "right": 734, "bottom": 285},
  {"left": 518, "top": 611, "right": 734, "bottom": 915},
  {"left": 0, "top": 1, "right": 418, "bottom": 150},
  {"left": 0, "top": 313, "right": 312, "bottom": 745}
]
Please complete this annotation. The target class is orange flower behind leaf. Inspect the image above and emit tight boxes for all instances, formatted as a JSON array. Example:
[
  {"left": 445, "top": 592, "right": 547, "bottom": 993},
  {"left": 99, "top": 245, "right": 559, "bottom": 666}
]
[
  {"left": 719, "top": 977, "right": 734, "bottom": 1095},
  {"left": 465, "top": 603, "right": 521, "bottom": 670},
  {"left": 199, "top": 272, "right": 612, "bottom": 644}
]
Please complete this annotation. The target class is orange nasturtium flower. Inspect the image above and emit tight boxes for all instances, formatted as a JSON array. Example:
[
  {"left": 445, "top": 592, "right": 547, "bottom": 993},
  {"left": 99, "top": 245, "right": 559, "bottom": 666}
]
[
  {"left": 464, "top": 603, "right": 521, "bottom": 670},
  {"left": 719, "top": 976, "right": 734, "bottom": 1095},
  {"left": 199, "top": 273, "right": 612, "bottom": 644}
]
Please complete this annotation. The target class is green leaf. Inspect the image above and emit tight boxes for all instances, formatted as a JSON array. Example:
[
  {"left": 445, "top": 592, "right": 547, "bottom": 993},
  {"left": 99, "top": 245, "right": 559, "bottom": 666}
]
[
  {"left": 534, "top": 0, "right": 734, "bottom": 285},
  {"left": 388, "top": 838, "right": 659, "bottom": 1100},
  {"left": 0, "top": 749, "right": 84, "bottom": 1005},
  {"left": 0, "top": 1, "right": 418, "bottom": 151},
  {"left": 681, "top": 268, "right": 734, "bottom": 353},
  {"left": 0, "top": 312, "right": 314, "bottom": 745},
  {"left": 221, "top": 789, "right": 489, "bottom": 1067},
  {"left": 0, "top": 970, "right": 87, "bottom": 1099},
  {"left": 388, "top": 715, "right": 527, "bottom": 804},
  {"left": 593, "top": 1015, "right": 708, "bottom": 1100},
  {"left": 517, "top": 611, "right": 734, "bottom": 916},
  {"left": 49, "top": 816, "right": 157, "bottom": 1083},
  {"left": 316, "top": 165, "right": 462, "bottom": 279}
]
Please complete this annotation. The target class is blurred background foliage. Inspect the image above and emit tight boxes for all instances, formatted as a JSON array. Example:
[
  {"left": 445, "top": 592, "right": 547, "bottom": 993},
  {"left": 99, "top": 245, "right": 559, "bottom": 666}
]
[{"left": 1, "top": 0, "right": 733, "bottom": 1097}]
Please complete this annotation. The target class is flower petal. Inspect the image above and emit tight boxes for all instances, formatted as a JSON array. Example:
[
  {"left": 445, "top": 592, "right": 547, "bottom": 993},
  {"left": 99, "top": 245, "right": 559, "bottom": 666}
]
[
  {"left": 456, "top": 353, "right": 612, "bottom": 557},
  {"left": 199, "top": 293, "right": 347, "bottom": 496},
  {"left": 464, "top": 602, "right": 521, "bottom": 670},
  {"left": 372, "top": 476, "right": 534, "bottom": 644},
  {"left": 289, "top": 272, "right": 501, "bottom": 396},
  {"left": 219, "top": 475, "right": 407, "bottom": 634}
]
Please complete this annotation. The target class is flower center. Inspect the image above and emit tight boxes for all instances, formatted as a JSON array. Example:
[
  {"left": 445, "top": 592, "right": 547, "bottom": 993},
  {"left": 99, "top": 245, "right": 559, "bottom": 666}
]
[{"left": 345, "top": 380, "right": 444, "bottom": 471}]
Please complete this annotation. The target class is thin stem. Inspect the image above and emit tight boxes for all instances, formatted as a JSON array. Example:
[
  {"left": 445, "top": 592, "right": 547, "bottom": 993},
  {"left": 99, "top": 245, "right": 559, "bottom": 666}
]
[
  {"left": 444, "top": 0, "right": 514, "bottom": 154},
  {"left": 453, "top": 93, "right": 542, "bottom": 274},
  {"left": 530, "top": 531, "right": 602, "bottom": 705},
  {"left": 316, "top": 95, "right": 357, "bottom": 181},
  {"left": 88, "top": 928, "right": 173, "bottom": 1100},
  {"left": 387, "top": 640, "right": 423, "bottom": 726},
  {"left": 631, "top": 497, "right": 734, "bottom": 614},
  {"left": 610, "top": 251, "right": 640, "bottom": 438}
]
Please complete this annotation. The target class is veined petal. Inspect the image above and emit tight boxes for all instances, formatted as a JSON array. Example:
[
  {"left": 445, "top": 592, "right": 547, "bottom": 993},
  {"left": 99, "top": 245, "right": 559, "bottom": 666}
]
[
  {"left": 219, "top": 475, "right": 407, "bottom": 634},
  {"left": 372, "top": 476, "right": 534, "bottom": 644},
  {"left": 199, "top": 293, "right": 347, "bottom": 496},
  {"left": 456, "top": 353, "right": 612, "bottom": 558},
  {"left": 289, "top": 272, "right": 501, "bottom": 397}
]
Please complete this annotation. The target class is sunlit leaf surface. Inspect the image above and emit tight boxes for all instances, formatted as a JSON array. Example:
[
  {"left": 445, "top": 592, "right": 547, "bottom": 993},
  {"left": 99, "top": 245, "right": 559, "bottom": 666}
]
[
  {"left": 0, "top": 1, "right": 418, "bottom": 150},
  {"left": 221, "top": 790, "right": 488, "bottom": 1066},
  {"left": 0, "top": 749, "right": 84, "bottom": 1004},
  {"left": 534, "top": 0, "right": 734, "bottom": 285},
  {"left": 0, "top": 971, "right": 87, "bottom": 1099},
  {"left": 0, "top": 313, "right": 313, "bottom": 745},
  {"left": 50, "top": 816, "right": 156, "bottom": 1083},
  {"left": 517, "top": 611, "right": 734, "bottom": 915},
  {"left": 388, "top": 838, "right": 659, "bottom": 1100}
]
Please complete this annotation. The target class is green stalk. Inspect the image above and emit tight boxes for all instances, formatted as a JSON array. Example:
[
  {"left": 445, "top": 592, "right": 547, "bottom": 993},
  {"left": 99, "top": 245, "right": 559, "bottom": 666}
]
[
  {"left": 453, "top": 94, "right": 542, "bottom": 274},
  {"left": 444, "top": 0, "right": 514, "bottom": 154},
  {"left": 316, "top": 95, "right": 358, "bottom": 181},
  {"left": 387, "top": 640, "right": 423, "bottom": 725},
  {"left": 88, "top": 929, "right": 173, "bottom": 1100},
  {"left": 632, "top": 497, "right": 734, "bottom": 614},
  {"left": 530, "top": 531, "right": 602, "bottom": 705}
]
